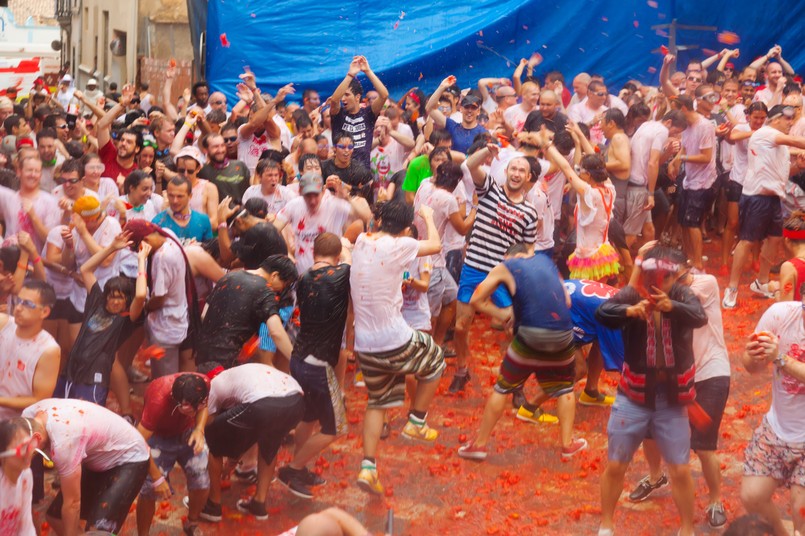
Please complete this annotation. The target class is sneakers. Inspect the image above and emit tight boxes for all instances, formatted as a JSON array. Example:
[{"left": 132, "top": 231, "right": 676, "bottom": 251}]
[
  {"left": 299, "top": 466, "right": 326, "bottom": 486},
  {"left": 579, "top": 391, "right": 615, "bottom": 407},
  {"left": 628, "top": 473, "right": 669, "bottom": 502},
  {"left": 402, "top": 420, "right": 438, "bottom": 442},
  {"left": 234, "top": 467, "right": 258, "bottom": 484},
  {"left": 183, "top": 521, "right": 202, "bottom": 536},
  {"left": 511, "top": 388, "right": 527, "bottom": 410},
  {"left": 197, "top": 498, "right": 222, "bottom": 522},
  {"left": 236, "top": 498, "right": 268, "bottom": 521},
  {"left": 448, "top": 372, "right": 470, "bottom": 393},
  {"left": 356, "top": 466, "right": 384, "bottom": 495},
  {"left": 516, "top": 406, "right": 559, "bottom": 424},
  {"left": 354, "top": 371, "right": 365, "bottom": 387},
  {"left": 442, "top": 346, "right": 456, "bottom": 358},
  {"left": 457, "top": 442, "right": 488, "bottom": 460},
  {"left": 722, "top": 287, "right": 737, "bottom": 309},
  {"left": 750, "top": 279, "right": 775, "bottom": 299},
  {"left": 276, "top": 466, "right": 313, "bottom": 499},
  {"left": 561, "top": 438, "right": 588, "bottom": 459},
  {"left": 706, "top": 502, "right": 727, "bottom": 528}
]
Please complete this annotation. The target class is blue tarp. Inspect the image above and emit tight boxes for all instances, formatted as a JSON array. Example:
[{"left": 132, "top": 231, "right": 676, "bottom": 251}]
[{"left": 205, "top": 0, "right": 805, "bottom": 104}]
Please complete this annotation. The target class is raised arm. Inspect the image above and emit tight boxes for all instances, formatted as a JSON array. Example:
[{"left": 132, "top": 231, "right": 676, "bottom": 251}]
[
  {"left": 357, "top": 57, "right": 389, "bottom": 116},
  {"left": 749, "top": 45, "right": 780, "bottom": 70},
  {"left": 73, "top": 90, "right": 106, "bottom": 119},
  {"left": 79, "top": 231, "right": 131, "bottom": 291},
  {"left": 512, "top": 59, "right": 527, "bottom": 94},
  {"left": 424, "top": 76, "right": 455, "bottom": 129},
  {"left": 660, "top": 54, "right": 680, "bottom": 97},
  {"left": 329, "top": 57, "right": 363, "bottom": 117},
  {"left": 97, "top": 86, "right": 133, "bottom": 149},
  {"left": 465, "top": 143, "right": 497, "bottom": 187}
]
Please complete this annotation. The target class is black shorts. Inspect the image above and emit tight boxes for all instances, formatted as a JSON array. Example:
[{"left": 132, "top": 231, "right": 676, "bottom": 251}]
[
  {"left": 690, "top": 376, "right": 731, "bottom": 451},
  {"left": 725, "top": 179, "right": 743, "bottom": 203},
  {"left": 206, "top": 394, "right": 304, "bottom": 464},
  {"left": 291, "top": 358, "right": 347, "bottom": 436},
  {"left": 738, "top": 194, "right": 783, "bottom": 242},
  {"left": 651, "top": 189, "right": 671, "bottom": 221},
  {"left": 677, "top": 187, "right": 713, "bottom": 228},
  {"left": 607, "top": 218, "right": 628, "bottom": 252},
  {"left": 46, "top": 460, "right": 149, "bottom": 533},
  {"left": 49, "top": 298, "right": 83, "bottom": 323}
]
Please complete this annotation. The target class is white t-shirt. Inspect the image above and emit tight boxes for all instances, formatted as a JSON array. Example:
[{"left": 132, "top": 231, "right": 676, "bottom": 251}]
[
  {"left": 575, "top": 182, "right": 615, "bottom": 258},
  {"left": 237, "top": 125, "right": 273, "bottom": 175},
  {"left": 275, "top": 195, "right": 351, "bottom": 273},
  {"left": 401, "top": 256, "right": 432, "bottom": 331},
  {"left": 503, "top": 104, "right": 533, "bottom": 134},
  {"left": 351, "top": 234, "right": 420, "bottom": 353},
  {"left": 0, "top": 318, "right": 59, "bottom": 420},
  {"left": 526, "top": 184, "right": 554, "bottom": 250},
  {"left": 147, "top": 239, "right": 188, "bottom": 345},
  {"left": 242, "top": 184, "right": 297, "bottom": 216},
  {"left": 442, "top": 181, "right": 470, "bottom": 253},
  {"left": 754, "top": 302, "right": 805, "bottom": 443},
  {"left": 729, "top": 123, "right": 752, "bottom": 186},
  {"left": 568, "top": 100, "right": 607, "bottom": 145},
  {"left": 0, "top": 187, "right": 60, "bottom": 252},
  {"left": 22, "top": 399, "right": 150, "bottom": 476},
  {"left": 743, "top": 125, "right": 790, "bottom": 198},
  {"left": 207, "top": 363, "right": 302, "bottom": 414},
  {"left": 69, "top": 216, "right": 122, "bottom": 313},
  {"left": 274, "top": 114, "right": 294, "bottom": 152},
  {"left": 681, "top": 116, "right": 717, "bottom": 191},
  {"left": 413, "top": 180, "right": 458, "bottom": 267},
  {"left": 44, "top": 226, "right": 75, "bottom": 300},
  {"left": 0, "top": 469, "right": 36, "bottom": 536},
  {"left": 40, "top": 153, "right": 66, "bottom": 193},
  {"left": 630, "top": 121, "right": 669, "bottom": 188},
  {"left": 689, "top": 274, "right": 730, "bottom": 382}
]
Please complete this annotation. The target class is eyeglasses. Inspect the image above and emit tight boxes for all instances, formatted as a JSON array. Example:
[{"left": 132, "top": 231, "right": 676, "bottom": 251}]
[
  {"left": 592, "top": 91, "right": 608, "bottom": 97},
  {"left": 59, "top": 177, "right": 82, "bottom": 185},
  {"left": 176, "top": 167, "right": 198, "bottom": 174},
  {"left": 687, "top": 76, "right": 703, "bottom": 83},
  {"left": 56, "top": 124, "right": 69, "bottom": 130},
  {"left": 14, "top": 297, "right": 40, "bottom": 310},
  {"left": 224, "top": 136, "right": 238, "bottom": 143},
  {"left": 335, "top": 143, "right": 354, "bottom": 150}
]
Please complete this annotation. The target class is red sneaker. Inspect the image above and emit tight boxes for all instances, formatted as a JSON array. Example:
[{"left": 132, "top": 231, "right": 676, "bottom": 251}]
[
  {"left": 458, "top": 442, "right": 488, "bottom": 460},
  {"left": 561, "top": 438, "right": 588, "bottom": 459}
]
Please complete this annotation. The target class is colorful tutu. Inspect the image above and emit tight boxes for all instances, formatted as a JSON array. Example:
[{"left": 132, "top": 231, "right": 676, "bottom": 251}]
[{"left": 567, "top": 242, "right": 620, "bottom": 281}]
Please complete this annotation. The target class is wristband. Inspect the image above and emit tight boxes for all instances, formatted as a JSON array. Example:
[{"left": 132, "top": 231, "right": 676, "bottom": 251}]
[
  {"left": 635, "top": 256, "right": 643, "bottom": 268},
  {"left": 346, "top": 73, "right": 354, "bottom": 79},
  {"left": 218, "top": 222, "right": 228, "bottom": 230},
  {"left": 774, "top": 354, "right": 787, "bottom": 369},
  {"left": 32, "top": 256, "right": 41, "bottom": 264},
  {"left": 152, "top": 476, "right": 166, "bottom": 489},
  {"left": 137, "top": 271, "right": 146, "bottom": 277},
  {"left": 17, "top": 262, "right": 28, "bottom": 271}
]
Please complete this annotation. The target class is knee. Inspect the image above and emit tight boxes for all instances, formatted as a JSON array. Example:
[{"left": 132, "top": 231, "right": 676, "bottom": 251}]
[
  {"left": 740, "top": 482, "right": 769, "bottom": 510},
  {"left": 604, "top": 461, "right": 629, "bottom": 479},
  {"left": 666, "top": 464, "right": 692, "bottom": 482}
]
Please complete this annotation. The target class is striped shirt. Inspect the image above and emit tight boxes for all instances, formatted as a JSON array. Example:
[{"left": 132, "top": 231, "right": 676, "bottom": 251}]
[{"left": 465, "top": 176, "right": 539, "bottom": 272}]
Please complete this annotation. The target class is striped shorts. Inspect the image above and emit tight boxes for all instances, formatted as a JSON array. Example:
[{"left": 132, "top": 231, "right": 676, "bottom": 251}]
[
  {"left": 494, "top": 330, "right": 576, "bottom": 396},
  {"left": 258, "top": 306, "right": 294, "bottom": 352},
  {"left": 355, "top": 330, "right": 446, "bottom": 409}
]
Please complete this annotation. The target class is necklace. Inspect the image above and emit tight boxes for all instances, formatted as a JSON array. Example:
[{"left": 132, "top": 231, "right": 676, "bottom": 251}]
[{"left": 171, "top": 210, "right": 191, "bottom": 221}]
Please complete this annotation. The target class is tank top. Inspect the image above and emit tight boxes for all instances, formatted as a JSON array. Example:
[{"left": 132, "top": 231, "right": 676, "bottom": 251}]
[
  {"left": 189, "top": 179, "right": 209, "bottom": 213},
  {"left": 503, "top": 255, "right": 572, "bottom": 332},
  {"left": 0, "top": 319, "right": 59, "bottom": 419},
  {"left": 790, "top": 257, "right": 805, "bottom": 300}
]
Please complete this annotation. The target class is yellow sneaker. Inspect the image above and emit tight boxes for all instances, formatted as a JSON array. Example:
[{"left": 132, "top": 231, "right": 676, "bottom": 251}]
[
  {"left": 354, "top": 371, "right": 365, "bottom": 387},
  {"left": 356, "top": 467, "right": 384, "bottom": 495},
  {"left": 401, "top": 421, "right": 439, "bottom": 442},
  {"left": 516, "top": 406, "right": 559, "bottom": 424},
  {"left": 579, "top": 391, "right": 615, "bottom": 407}
]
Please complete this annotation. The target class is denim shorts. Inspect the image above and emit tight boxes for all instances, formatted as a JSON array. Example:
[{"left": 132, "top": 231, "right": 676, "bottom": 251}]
[
  {"left": 139, "top": 432, "right": 210, "bottom": 498},
  {"left": 607, "top": 392, "right": 691, "bottom": 465}
]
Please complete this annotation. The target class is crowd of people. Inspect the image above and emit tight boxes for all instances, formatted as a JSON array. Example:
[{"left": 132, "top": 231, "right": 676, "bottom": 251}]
[{"left": 0, "top": 42, "right": 804, "bottom": 536}]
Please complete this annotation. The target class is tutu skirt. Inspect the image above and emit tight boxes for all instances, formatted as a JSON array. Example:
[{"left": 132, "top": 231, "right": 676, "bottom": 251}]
[{"left": 567, "top": 242, "right": 620, "bottom": 281}]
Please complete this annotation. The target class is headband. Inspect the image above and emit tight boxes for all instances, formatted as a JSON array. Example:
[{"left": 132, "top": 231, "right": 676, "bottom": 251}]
[
  {"left": 408, "top": 92, "right": 421, "bottom": 105},
  {"left": 206, "top": 365, "right": 225, "bottom": 380},
  {"left": 783, "top": 228, "right": 805, "bottom": 240},
  {"left": 641, "top": 258, "right": 681, "bottom": 273}
]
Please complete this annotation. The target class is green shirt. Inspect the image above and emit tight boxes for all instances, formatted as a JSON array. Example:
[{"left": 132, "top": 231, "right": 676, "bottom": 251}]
[{"left": 401, "top": 154, "right": 432, "bottom": 193}]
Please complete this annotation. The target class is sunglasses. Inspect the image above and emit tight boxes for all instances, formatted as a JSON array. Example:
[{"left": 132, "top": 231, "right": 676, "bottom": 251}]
[
  {"left": 317, "top": 143, "right": 329, "bottom": 149},
  {"left": 130, "top": 99, "right": 141, "bottom": 104},
  {"left": 224, "top": 136, "right": 238, "bottom": 143},
  {"left": 592, "top": 91, "right": 608, "bottom": 97},
  {"left": 335, "top": 143, "right": 354, "bottom": 150},
  {"left": 14, "top": 297, "right": 40, "bottom": 310},
  {"left": 699, "top": 92, "right": 721, "bottom": 104},
  {"left": 773, "top": 107, "right": 796, "bottom": 119},
  {"left": 462, "top": 104, "right": 480, "bottom": 111},
  {"left": 687, "top": 76, "right": 703, "bottom": 83},
  {"left": 59, "top": 177, "right": 82, "bottom": 185},
  {"left": 176, "top": 167, "right": 198, "bottom": 174},
  {"left": 56, "top": 124, "right": 69, "bottom": 130}
]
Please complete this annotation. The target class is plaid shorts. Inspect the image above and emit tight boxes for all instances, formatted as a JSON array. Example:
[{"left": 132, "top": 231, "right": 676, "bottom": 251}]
[{"left": 744, "top": 417, "right": 805, "bottom": 488}]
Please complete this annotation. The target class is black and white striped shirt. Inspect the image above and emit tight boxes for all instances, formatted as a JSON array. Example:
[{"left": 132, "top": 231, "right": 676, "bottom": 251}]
[{"left": 465, "top": 176, "right": 539, "bottom": 272}]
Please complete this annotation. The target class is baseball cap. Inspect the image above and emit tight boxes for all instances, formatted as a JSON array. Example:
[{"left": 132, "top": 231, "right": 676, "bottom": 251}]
[
  {"left": 768, "top": 105, "right": 795, "bottom": 120},
  {"left": 87, "top": 78, "right": 98, "bottom": 86},
  {"left": 174, "top": 145, "right": 205, "bottom": 167},
  {"left": 60, "top": 74, "right": 72, "bottom": 84},
  {"left": 460, "top": 94, "right": 482, "bottom": 107},
  {"left": 299, "top": 172, "right": 323, "bottom": 195},
  {"left": 73, "top": 196, "right": 101, "bottom": 219},
  {"left": 1, "top": 136, "right": 16, "bottom": 155}
]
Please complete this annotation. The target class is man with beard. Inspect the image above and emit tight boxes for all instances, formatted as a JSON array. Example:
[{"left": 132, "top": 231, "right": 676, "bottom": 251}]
[
  {"left": 523, "top": 90, "right": 568, "bottom": 134},
  {"left": 36, "top": 128, "right": 65, "bottom": 192},
  {"left": 198, "top": 133, "right": 250, "bottom": 203},
  {"left": 96, "top": 91, "right": 141, "bottom": 181}
]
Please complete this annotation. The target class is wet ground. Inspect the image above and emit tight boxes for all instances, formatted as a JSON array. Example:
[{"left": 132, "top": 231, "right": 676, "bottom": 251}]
[{"left": 33, "top": 247, "right": 795, "bottom": 535}]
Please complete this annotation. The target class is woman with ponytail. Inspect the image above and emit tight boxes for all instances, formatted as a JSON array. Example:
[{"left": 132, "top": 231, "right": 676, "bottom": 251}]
[{"left": 777, "top": 211, "right": 805, "bottom": 301}]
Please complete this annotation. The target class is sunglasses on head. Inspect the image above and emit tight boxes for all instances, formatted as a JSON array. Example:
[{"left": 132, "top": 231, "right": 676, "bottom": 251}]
[
  {"left": 142, "top": 140, "right": 157, "bottom": 149},
  {"left": 224, "top": 136, "right": 238, "bottom": 143},
  {"left": 335, "top": 143, "right": 354, "bottom": 150}
]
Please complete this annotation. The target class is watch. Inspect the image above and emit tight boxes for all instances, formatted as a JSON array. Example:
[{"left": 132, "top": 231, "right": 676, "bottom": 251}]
[{"left": 774, "top": 354, "right": 787, "bottom": 369}]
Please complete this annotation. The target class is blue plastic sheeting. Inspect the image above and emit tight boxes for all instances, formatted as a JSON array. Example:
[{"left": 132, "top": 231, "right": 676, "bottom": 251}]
[{"left": 206, "top": 0, "right": 805, "bottom": 105}]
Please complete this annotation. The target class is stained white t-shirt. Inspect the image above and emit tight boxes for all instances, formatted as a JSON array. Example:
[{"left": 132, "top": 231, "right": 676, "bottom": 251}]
[
  {"left": 442, "top": 181, "right": 470, "bottom": 253},
  {"left": 401, "top": 256, "right": 432, "bottom": 331},
  {"left": 413, "top": 180, "right": 458, "bottom": 267},
  {"left": 207, "top": 363, "right": 302, "bottom": 414},
  {"left": 575, "top": 182, "right": 615, "bottom": 258},
  {"left": 681, "top": 116, "right": 717, "bottom": 191},
  {"left": 729, "top": 123, "right": 752, "bottom": 187},
  {"left": 503, "top": 104, "right": 534, "bottom": 134},
  {"left": 527, "top": 184, "right": 554, "bottom": 250},
  {"left": 754, "top": 302, "right": 805, "bottom": 443},
  {"left": 44, "top": 226, "right": 75, "bottom": 300},
  {"left": 0, "top": 468, "right": 36, "bottom": 536},
  {"left": 0, "top": 187, "right": 60, "bottom": 252},
  {"left": 743, "top": 125, "right": 790, "bottom": 198},
  {"left": 689, "top": 274, "right": 730, "bottom": 382},
  {"left": 351, "top": 234, "right": 420, "bottom": 353},
  {"left": 630, "top": 121, "right": 669, "bottom": 187},
  {"left": 22, "top": 399, "right": 150, "bottom": 476},
  {"left": 275, "top": 195, "right": 351, "bottom": 273},
  {"left": 242, "top": 184, "right": 297, "bottom": 216},
  {"left": 147, "top": 239, "right": 188, "bottom": 345}
]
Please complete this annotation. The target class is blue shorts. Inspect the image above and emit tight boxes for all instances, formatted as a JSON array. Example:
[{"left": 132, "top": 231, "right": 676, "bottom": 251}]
[
  {"left": 607, "top": 392, "right": 690, "bottom": 466},
  {"left": 258, "top": 306, "right": 294, "bottom": 352},
  {"left": 457, "top": 264, "right": 513, "bottom": 308},
  {"left": 53, "top": 376, "right": 109, "bottom": 406},
  {"left": 139, "top": 432, "right": 210, "bottom": 499},
  {"left": 573, "top": 329, "right": 624, "bottom": 372}
]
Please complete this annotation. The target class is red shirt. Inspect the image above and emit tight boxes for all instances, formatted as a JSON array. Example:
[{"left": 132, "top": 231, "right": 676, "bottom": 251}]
[
  {"left": 99, "top": 140, "right": 136, "bottom": 180},
  {"left": 139, "top": 373, "right": 210, "bottom": 437}
]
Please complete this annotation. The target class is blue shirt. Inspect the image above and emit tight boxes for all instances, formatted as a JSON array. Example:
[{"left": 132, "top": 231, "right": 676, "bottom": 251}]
[
  {"left": 152, "top": 210, "right": 213, "bottom": 243},
  {"left": 563, "top": 279, "right": 624, "bottom": 371},
  {"left": 445, "top": 118, "right": 488, "bottom": 154},
  {"left": 503, "top": 255, "right": 571, "bottom": 332}
]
